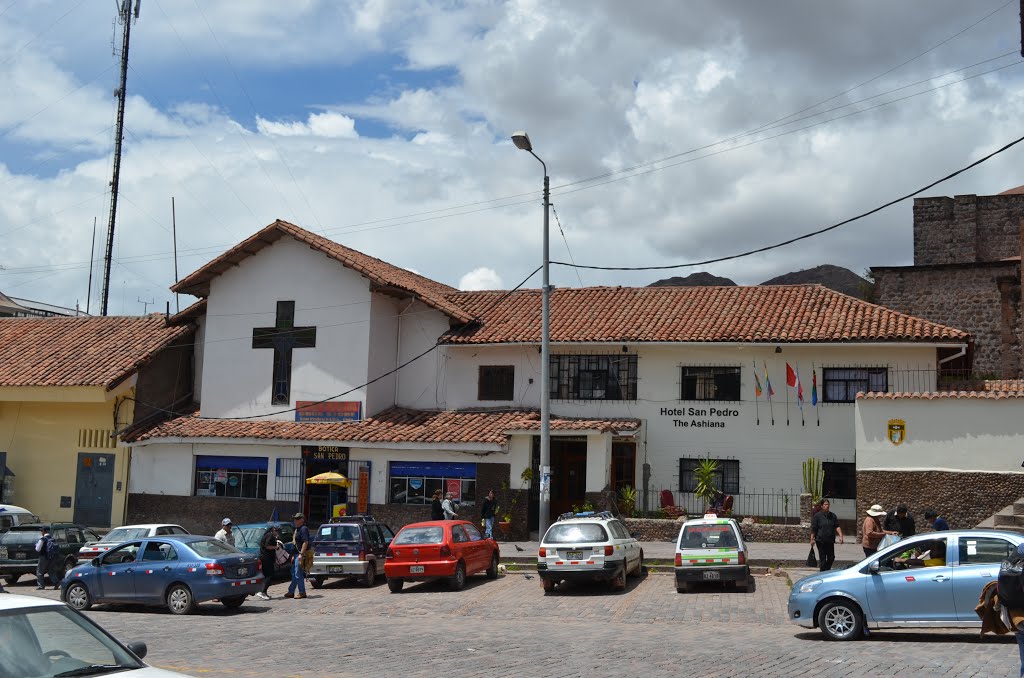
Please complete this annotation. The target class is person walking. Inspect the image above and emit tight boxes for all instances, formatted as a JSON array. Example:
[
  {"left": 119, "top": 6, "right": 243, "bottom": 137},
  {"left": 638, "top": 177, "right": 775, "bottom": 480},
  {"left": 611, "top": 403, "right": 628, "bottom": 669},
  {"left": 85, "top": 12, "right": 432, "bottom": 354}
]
[
  {"left": 256, "top": 525, "right": 280, "bottom": 600},
  {"left": 481, "top": 489, "right": 497, "bottom": 539},
  {"left": 862, "top": 504, "right": 895, "bottom": 557},
  {"left": 810, "top": 499, "right": 843, "bottom": 571},
  {"left": 285, "top": 513, "right": 310, "bottom": 599},
  {"left": 924, "top": 508, "right": 949, "bottom": 531},
  {"left": 441, "top": 492, "right": 458, "bottom": 520},
  {"left": 214, "top": 518, "right": 235, "bottom": 546},
  {"left": 34, "top": 525, "right": 58, "bottom": 589},
  {"left": 430, "top": 489, "right": 444, "bottom": 521}
]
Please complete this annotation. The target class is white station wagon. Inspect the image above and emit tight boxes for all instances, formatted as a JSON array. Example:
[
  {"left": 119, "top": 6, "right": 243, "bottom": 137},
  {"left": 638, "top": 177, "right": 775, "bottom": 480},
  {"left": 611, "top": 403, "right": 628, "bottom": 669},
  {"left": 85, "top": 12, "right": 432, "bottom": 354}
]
[{"left": 537, "top": 512, "right": 643, "bottom": 594}]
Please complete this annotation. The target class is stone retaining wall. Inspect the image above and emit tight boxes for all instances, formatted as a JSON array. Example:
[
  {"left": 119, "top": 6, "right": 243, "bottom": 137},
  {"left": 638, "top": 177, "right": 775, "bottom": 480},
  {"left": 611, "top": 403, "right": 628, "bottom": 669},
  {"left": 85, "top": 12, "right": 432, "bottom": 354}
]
[{"left": 127, "top": 493, "right": 299, "bottom": 534}]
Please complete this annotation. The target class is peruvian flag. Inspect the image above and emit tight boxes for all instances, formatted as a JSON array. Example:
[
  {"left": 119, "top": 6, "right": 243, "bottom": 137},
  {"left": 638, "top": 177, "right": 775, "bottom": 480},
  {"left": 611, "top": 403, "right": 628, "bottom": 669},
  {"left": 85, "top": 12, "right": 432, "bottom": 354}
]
[{"left": 786, "top": 363, "right": 804, "bottom": 407}]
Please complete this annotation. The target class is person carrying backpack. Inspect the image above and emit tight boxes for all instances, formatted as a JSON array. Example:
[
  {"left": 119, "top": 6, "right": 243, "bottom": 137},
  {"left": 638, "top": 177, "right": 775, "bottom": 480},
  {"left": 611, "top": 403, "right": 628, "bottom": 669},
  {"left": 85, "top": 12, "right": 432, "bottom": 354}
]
[{"left": 34, "top": 525, "right": 60, "bottom": 590}]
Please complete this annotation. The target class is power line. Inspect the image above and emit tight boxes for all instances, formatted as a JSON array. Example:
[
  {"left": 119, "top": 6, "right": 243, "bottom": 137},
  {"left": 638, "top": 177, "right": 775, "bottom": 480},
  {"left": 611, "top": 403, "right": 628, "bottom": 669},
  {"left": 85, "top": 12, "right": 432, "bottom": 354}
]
[
  {"left": 551, "top": 131, "right": 1024, "bottom": 272},
  {"left": 0, "top": 0, "right": 87, "bottom": 70},
  {"left": 551, "top": 205, "right": 584, "bottom": 288}
]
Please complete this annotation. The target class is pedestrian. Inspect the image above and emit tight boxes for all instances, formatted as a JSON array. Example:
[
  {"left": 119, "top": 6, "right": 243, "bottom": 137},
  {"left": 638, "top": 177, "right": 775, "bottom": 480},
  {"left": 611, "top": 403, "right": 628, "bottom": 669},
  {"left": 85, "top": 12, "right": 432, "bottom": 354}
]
[
  {"left": 861, "top": 504, "right": 895, "bottom": 557},
  {"left": 884, "top": 504, "right": 916, "bottom": 537},
  {"left": 34, "top": 525, "right": 58, "bottom": 589},
  {"left": 442, "top": 492, "right": 458, "bottom": 520},
  {"left": 215, "top": 518, "right": 235, "bottom": 546},
  {"left": 430, "top": 489, "right": 444, "bottom": 521},
  {"left": 810, "top": 499, "right": 843, "bottom": 571},
  {"left": 481, "top": 489, "right": 497, "bottom": 539},
  {"left": 256, "top": 525, "right": 279, "bottom": 600},
  {"left": 285, "top": 512, "right": 310, "bottom": 599},
  {"left": 924, "top": 508, "right": 949, "bottom": 531}
]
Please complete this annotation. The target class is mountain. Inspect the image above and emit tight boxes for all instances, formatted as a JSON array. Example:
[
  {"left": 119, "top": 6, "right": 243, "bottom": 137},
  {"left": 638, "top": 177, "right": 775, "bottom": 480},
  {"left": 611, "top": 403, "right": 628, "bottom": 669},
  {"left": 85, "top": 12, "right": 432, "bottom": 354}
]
[
  {"left": 648, "top": 272, "right": 737, "bottom": 287},
  {"left": 758, "top": 265, "right": 870, "bottom": 299}
]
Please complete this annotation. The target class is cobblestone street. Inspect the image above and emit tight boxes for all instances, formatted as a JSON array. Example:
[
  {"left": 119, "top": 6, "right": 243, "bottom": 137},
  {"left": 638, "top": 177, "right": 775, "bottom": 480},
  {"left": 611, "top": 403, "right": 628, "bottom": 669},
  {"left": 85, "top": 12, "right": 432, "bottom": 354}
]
[{"left": 10, "top": 571, "right": 1020, "bottom": 677}]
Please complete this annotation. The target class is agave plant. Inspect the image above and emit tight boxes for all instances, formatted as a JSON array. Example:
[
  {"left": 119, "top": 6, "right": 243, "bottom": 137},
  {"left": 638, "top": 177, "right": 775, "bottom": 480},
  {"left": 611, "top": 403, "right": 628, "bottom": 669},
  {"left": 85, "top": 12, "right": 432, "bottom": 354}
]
[{"left": 693, "top": 458, "right": 719, "bottom": 506}]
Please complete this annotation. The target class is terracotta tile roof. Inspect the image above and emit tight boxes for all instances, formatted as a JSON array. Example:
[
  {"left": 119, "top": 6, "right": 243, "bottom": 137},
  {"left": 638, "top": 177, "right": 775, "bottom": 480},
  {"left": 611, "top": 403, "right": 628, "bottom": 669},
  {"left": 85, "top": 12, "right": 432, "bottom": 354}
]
[
  {"left": 172, "top": 220, "right": 472, "bottom": 322},
  {"left": 0, "top": 315, "right": 194, "bottom": 390},
  {"left": 858, "top": 390, "right": 1024, "bottom": 400},
  {"left": 169, "top": 298, "right": 206, "bottom": 324},
  {"left": 124, "top": 407, "right": 640, "bottom": 445},
  {"left": 442, "top": 285, "right": 968, "bottom": 344}
]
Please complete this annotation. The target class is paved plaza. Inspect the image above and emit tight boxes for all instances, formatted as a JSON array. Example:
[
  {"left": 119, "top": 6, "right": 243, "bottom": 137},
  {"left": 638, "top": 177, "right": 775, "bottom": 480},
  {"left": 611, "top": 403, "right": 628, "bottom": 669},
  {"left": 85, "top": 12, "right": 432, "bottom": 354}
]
[{"left": 9, "top": 568, "right": 1021, "bottom": 677}]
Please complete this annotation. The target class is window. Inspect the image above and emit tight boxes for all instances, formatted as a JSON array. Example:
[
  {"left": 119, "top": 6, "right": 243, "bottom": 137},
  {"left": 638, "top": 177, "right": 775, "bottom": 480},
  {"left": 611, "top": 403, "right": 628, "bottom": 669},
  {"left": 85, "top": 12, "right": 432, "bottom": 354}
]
[
  {"left": 679, "top": 458, "right": 740, "bottom": 494},
  {"left": 959, "top": 537, "right": 1014, "bottom": 565},
  {"left": 822, "top": 367, "right": 887, "bottom": 403},
  {"left": 550, "top": 354, "right": 638, "bottom": 401},
  {"left": 478, "top": 365, "right": 515, "bottom": 401},
  {"left": 452, "top": 525, "right": 470, "bottom": 543},
  {"left": 194, "top": 455, "right": 268, "bottom": 499},
  {"left": 388, "top": 461, "right": 476, "bottom": 506},
  {"left": 680, "top": 366, "right": 741, "bottom": 401},
  {"left": 822, "top": 462, "right": 856, "bottom": 500},
  {"left": 464, "top": 523, "right": 484, "bottom": 542}
]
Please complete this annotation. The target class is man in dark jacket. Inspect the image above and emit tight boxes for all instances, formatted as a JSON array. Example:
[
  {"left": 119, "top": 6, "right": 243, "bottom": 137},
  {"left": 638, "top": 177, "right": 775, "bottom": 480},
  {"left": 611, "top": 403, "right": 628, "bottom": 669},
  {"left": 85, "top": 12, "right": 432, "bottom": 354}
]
[
  {"left": 810, "top": 499, "right": 844, "bottom": 571},
  {"left": 885, "top": 505, "right": 916, "bottom": 537},
  {"left": 256, "top": 526, "right": 280, "bottom": 600},
  {"left": 480, "top": 489, "right": 497, "bottom": 539}
]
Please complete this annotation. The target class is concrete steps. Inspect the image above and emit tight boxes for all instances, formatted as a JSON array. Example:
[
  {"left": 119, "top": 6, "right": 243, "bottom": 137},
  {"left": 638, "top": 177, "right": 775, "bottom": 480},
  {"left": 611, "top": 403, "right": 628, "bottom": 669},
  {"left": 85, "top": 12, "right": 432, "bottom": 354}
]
[{"left": 979, "top": 498, "right": 1024, "bottom": 535}]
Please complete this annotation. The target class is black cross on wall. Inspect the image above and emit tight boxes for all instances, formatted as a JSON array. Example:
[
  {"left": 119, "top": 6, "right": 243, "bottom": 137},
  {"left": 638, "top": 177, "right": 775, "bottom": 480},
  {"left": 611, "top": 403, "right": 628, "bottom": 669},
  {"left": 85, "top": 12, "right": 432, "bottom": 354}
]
[{"left": 252, "top": 301, "right": 317, "bottom": 405}]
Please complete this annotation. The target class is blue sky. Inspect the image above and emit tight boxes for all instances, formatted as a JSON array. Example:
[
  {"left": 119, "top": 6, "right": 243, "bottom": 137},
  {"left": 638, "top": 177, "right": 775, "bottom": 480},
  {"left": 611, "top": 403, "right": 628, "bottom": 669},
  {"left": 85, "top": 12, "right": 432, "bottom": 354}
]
[{"left": 1, "top": 0, "right": 1023, "bottom": 315}]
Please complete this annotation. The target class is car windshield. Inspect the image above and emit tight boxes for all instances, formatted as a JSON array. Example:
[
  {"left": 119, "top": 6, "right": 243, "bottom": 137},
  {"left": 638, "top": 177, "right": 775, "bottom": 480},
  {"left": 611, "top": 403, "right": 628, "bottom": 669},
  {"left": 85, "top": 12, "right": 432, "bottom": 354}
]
[
  {"left": 680, "top": 524, "right": 737, "bottom": 549},
  {"left": 544, "top": 523, "right": 608, "bottom": 544},
  {"left": 394, "top": 527, "right": 444, "bottom": 545},
  {"left": 0, "top": 531, "right": 40, "bottom": 545},
  {"left": 102, "top": 528, "right": 149, "bottom": 543},
  {"left": 188, "top": 539, "right": 241, "bottom": 558},
  {"left": 318, "top": 525, "right": 361, "bottom": 541},
  {"left": 0, "top": 606, "right": 143, "bottom": 678}
]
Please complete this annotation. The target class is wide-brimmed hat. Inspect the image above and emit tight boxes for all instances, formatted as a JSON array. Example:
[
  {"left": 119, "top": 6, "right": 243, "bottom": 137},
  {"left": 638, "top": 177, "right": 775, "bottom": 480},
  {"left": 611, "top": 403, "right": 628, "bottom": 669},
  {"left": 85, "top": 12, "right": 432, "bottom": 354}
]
[
  {"left": 866, "top": 504, "right": 886, "bottom": 517},
  {"left": 292, "top": 512, "right": 305, "bottom": 520}
]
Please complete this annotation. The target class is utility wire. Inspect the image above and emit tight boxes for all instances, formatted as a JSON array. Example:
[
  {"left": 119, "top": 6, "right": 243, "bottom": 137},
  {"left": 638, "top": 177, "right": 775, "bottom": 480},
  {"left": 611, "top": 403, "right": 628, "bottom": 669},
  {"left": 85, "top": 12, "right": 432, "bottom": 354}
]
[
  {"left": 551, "top": 205, "right": 584, "bottom": 288},
  {"left": 0, "top": 0, "right": 86, "bottom": 70},
  {"left": 551, "top": 131, "right": 1024, "bottom": 271}
]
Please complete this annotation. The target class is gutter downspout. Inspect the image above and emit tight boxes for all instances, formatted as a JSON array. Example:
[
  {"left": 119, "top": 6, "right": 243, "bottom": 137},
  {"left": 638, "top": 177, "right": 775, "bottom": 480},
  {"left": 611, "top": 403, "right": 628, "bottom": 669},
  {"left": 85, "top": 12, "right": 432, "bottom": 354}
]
[
  {"left": 937, "top": 345, "right": 968, "bottom": 365},
  {"left": 395, "top": 298, "right": 417, "bottom": 407}
]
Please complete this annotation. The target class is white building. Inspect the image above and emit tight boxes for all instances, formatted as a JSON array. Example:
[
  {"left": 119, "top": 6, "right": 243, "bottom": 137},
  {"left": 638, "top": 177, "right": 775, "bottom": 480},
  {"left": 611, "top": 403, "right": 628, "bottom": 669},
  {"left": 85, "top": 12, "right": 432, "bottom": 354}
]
[{"left": 124, "top": 220, "right": 969, "bottom": 533}]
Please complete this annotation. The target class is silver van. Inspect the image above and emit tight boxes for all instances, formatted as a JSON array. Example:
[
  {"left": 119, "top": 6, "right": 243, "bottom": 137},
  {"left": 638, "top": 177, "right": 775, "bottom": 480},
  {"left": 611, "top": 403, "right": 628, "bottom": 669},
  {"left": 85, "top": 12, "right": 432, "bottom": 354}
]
[{"left": 0, "top": 504, "right": 41, "bottom": 531}]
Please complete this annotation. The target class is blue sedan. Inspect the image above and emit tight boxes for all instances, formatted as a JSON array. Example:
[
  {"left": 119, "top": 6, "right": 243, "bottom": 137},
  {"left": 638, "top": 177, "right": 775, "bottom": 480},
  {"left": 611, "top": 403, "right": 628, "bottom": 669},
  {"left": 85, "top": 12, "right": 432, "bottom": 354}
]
[
  {"left": 61, "top": 535, "right": 264, "bottom": 615},
  {"left": 789, "top": 530, "right": 1023, "bottom": 640}
]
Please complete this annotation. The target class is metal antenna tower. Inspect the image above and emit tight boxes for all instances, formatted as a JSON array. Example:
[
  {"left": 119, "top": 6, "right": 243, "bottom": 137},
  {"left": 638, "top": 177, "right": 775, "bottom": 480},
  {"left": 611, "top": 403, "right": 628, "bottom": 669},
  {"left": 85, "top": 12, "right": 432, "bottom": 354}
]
[{"left": 100, "top": 0, "right": 140, "bottom": 316}]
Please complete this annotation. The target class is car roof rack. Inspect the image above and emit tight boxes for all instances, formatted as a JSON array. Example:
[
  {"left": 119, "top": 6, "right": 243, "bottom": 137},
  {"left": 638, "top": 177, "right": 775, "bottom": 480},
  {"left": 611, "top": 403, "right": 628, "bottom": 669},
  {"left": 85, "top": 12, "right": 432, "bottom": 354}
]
[
  {"left": 327, "top": 514, "right": 376, "bottom": 523},
  {"left": 556, "top": 510, "right": 616, "bottom": 522}
]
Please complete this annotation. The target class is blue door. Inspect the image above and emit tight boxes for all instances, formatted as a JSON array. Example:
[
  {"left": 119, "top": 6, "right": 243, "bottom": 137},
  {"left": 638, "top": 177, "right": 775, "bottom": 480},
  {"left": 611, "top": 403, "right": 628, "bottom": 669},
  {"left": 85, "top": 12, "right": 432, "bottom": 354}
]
[
  {"left": 134, "top": 540, "right": 181, "bottom": 603},
  {"left": 865, "top": 539, "right": 955, "bottom": 622},
  {"left": 96, "top": 542, "right": 141, "bottom": 602},
  {"left": 953, "top": 535, "right": 1015, "bottom": 620},
  {"left": 74, "top": 453, "right": 115, "bottom": 527}
]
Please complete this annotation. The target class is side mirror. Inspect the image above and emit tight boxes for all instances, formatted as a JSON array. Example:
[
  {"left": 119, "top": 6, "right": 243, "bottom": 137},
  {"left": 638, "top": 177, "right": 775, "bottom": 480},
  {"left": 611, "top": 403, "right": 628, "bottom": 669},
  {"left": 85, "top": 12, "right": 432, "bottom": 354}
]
[
  {"left": 126, "top": 641, "right": 148, "bottom": 660},
  {"left": 869, "top": 561, "right": 880, "bottom": 574},
  {"left": 91, "top": 558, "right": 100, "bottom": 567}
]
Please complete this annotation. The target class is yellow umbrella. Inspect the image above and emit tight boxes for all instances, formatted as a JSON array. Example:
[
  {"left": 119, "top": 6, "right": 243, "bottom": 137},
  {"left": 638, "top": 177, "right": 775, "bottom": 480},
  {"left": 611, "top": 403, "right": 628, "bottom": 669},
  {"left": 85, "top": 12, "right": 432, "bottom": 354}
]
[{"left": 305, "top": 471, "right": 351, "bottom": 487}]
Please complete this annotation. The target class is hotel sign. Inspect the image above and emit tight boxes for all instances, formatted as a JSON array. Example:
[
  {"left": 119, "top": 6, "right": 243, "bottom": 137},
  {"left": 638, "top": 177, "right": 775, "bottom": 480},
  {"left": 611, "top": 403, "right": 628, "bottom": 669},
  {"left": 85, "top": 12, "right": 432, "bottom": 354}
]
[
  {"left": 660, "top": 406, "right": 739, "bottom": 429},
  {"left": 295, "top": 401, "right": 362, "bottom": 422}
]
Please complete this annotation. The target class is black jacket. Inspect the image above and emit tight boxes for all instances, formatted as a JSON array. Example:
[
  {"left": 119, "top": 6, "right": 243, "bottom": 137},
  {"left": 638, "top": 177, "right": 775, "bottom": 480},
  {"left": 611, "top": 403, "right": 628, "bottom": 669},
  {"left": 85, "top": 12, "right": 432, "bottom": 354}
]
[
  {"left": 811, "top": 510, "right": 839, "bottom": 543},
  {"left": 431, "top": 498, "right": 444, "bottom": 521},
  {"left": 884, "top": 512, "right": 916, "bottom": 537},
  {"left": 481, "top": 497, "right": 496, "bottom": 520}
]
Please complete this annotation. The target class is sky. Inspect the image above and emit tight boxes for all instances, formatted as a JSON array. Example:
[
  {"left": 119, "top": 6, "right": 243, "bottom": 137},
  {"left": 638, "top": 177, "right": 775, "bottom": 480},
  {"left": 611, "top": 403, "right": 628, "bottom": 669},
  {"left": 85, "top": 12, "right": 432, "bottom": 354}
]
[{"left": 0, "top": 0, "right": 1023, "bottom": 316}]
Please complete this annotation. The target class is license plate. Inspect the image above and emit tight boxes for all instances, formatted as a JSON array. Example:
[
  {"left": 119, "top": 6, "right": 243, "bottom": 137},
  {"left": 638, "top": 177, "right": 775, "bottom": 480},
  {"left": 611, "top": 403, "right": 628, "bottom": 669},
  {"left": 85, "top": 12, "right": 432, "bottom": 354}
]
[
  {"left": 703, "top": 571, "right": 720, "bottom": 580},
  {"left": 409, "top": 565, "right": 425, "bottom": 574},
  {"left": 566, "top": 550, "right": 584, "bottom": 560},
  {"left": 14, "top": 552, "right": 26, "bottom": 560},
  {"left": 237, "top": 567, "right": 247, "bottom": 576},
  {"left": 329, "top": 565, "right": 343, "bottom": 574}
]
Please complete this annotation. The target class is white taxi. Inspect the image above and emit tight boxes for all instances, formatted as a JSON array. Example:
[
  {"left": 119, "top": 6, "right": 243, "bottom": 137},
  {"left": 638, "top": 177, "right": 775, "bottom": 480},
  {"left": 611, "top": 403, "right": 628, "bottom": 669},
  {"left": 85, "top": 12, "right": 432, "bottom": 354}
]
[
  {"left": 674, "top": 515, "right": 753, "bottom": 593},
  {"left": 537, "top": 511, "right": 643, "bottom": 594}
]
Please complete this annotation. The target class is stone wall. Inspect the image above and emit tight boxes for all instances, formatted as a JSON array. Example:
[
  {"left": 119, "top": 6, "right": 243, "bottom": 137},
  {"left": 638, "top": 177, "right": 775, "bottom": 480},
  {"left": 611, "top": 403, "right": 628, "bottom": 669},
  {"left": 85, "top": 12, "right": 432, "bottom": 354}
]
[
  {"left": 872, "top": 261, "right": 1020, "bottom": 375},
  {"left": 127, "top": 493, "right": 299, "bottom": 534},
  {"left": 856, "top": 470, "right": 1024, "bottom": 534},
  {"left": 912, "top": 194, "right": 1024, "bottom": 266}
]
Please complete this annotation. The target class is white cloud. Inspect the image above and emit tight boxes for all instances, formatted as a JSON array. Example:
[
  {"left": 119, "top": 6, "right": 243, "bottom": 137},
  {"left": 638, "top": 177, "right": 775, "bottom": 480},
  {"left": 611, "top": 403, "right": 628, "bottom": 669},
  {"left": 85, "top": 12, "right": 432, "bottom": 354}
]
[
  {"left": 256, "top": 112, "right": 358, "bottom": 138},
  {"left": 459, "top": 267, "right": 504, "bottom": 290}
]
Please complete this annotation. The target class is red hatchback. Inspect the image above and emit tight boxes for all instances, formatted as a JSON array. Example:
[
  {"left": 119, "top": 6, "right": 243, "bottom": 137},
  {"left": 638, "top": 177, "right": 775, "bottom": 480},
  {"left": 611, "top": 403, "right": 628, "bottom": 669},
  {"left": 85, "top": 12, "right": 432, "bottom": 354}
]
[{"left": 384, "top": 520, "right": 499, "bottom": 592}]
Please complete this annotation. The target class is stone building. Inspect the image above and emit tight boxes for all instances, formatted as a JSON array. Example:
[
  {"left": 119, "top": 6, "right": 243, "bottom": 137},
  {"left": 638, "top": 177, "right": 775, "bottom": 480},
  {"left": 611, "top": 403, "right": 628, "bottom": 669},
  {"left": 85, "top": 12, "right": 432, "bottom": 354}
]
[{"left": 872, "top": 186, "right": 1024, "bottom": 376}]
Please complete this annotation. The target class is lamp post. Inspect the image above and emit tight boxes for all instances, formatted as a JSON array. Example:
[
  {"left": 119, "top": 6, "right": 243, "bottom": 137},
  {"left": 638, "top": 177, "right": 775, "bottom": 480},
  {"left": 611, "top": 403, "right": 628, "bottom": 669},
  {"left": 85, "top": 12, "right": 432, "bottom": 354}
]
[{"left": 511, "top": 130, "right": 551, "bottom": 538}]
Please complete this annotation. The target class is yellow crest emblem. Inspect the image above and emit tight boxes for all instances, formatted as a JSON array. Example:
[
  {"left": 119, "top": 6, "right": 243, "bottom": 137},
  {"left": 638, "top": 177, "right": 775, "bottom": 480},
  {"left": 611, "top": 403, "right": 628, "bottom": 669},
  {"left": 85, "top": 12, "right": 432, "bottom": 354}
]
[{"left": 887, "top": 419, "right": 906, "bottom": 446}]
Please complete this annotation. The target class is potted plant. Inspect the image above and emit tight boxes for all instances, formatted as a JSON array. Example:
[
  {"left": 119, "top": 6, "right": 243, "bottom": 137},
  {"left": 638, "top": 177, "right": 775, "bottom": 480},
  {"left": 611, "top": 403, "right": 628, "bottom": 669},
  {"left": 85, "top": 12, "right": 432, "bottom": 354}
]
[
  {"left": 618, "top": 485, "right": 638, "bottom": 518},
  {"left": 496, "top": 467, "right": 533, "bottom": 536},
  {"left": 694, "top": 458, "right": 719, "bottom": 510}
]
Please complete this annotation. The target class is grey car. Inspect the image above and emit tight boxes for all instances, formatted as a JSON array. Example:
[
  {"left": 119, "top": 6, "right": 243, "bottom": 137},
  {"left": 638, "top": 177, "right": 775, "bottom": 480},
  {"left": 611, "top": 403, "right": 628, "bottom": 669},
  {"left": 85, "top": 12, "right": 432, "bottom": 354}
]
[{"left": 788, "top": 530, "right": 1023, "bottom": 640}]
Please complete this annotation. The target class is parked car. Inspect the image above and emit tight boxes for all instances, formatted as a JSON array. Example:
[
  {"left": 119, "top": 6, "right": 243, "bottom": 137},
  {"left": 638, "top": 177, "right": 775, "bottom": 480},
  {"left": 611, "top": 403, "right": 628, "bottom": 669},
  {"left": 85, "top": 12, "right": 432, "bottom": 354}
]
[
  {"left": 0, "top": 504, "right": 41, "bottom": 531},
  {"left": 77, "top": 523, "right": 190, "bottom": 562},
  {"left": 0, "top": 593, "right": 189, "bottom": 676},
  {"left": 537, "top": 511, "right": 643, "bottom": 594},
  {"left": 62, "top": 535, "right": 264, "bottom": 615},
  {"left": 309, "top": 515, "right": 395, "bottom": 588},
  {"left": 674, "top": 516, "right": 753, "bottom": 593},
  {"left": 788, "top": 529, "right": 1024, "bottom": 640},
  {"left": 384, "top": 520, "right": 499, "bottom": 592},
  {"left": 231, "top": 521, "right": 297, "bottom": 577},
  {"left": 0, "top": 523, "right": 101, "bottom": 586}
]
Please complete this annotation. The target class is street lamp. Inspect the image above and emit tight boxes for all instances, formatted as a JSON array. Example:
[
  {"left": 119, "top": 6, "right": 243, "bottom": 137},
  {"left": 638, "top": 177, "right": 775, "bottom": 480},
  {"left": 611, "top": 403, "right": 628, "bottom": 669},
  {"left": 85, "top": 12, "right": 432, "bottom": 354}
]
[{"left": 511, "top": 130, "right": 551, "bottom": 538}]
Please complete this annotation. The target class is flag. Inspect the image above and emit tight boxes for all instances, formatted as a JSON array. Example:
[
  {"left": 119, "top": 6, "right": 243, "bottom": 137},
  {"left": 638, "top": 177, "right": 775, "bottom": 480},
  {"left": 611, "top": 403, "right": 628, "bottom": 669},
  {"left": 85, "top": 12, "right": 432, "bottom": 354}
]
[
  {"left": 754, "top": 370, "right": 763, "bottom": 398},
  {"left": 811, "top": 370, "right": 818, "bottom": 407},
  {"left": 786, "top": 363, "right": 804, "bottom": 408},
  {"left": 763, "top": 363, "right": 775, "bottom": 398}
]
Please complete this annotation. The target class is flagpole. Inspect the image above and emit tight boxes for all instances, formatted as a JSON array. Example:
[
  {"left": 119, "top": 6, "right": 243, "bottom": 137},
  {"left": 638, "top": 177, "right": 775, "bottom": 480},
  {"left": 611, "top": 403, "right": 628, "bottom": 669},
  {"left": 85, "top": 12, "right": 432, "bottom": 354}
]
[
  {"left": 798, "top": 362, "right": 805, "bottom": 427},
  {"left": 753, "top": 360, "right": 760, "bottom": 426},
  {"left": 785, "top": 364, "right": 790, "bottom": 426},
  {"left": 813, "top": 363, "right": 820, "bottom": 426},
  {"left": 764, "top": 362, "right": 775, "bottom": 426}
]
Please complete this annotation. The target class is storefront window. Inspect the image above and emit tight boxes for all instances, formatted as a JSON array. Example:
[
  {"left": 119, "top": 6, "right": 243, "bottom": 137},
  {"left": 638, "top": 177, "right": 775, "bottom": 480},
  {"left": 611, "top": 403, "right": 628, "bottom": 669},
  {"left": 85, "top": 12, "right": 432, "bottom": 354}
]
[
  {"left": 388, "top": 461, "right": 477, "bottom": 506},
  {"left": 194, "top": 455, "right": 268, "bottom": 499}
]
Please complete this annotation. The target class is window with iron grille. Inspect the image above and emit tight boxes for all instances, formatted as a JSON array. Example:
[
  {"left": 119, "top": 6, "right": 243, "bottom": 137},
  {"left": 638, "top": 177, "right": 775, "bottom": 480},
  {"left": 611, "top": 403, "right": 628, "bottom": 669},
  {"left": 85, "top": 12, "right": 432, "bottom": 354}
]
[
  {"left": 550, "top": 354, "right": 638, "bottom": 401},
  {"left": 822, "top": 462, "right": 856, "bottom": 500},
  {"left": 822, "top": 367, "right": 887, "bottom": 403},
  {"left": 478, "top": 365, "right": 515, "bottom": 401},
  {"left": 680, "top": 366, "right": 741, "bottom": 401},
  {"left": 679, "top": 458, "right": 740, "bottom": 494}
]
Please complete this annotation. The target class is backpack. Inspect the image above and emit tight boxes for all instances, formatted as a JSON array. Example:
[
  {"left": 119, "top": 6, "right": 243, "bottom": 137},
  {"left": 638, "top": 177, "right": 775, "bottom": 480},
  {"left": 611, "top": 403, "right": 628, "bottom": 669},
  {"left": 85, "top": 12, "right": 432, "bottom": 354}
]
[
  {"left": 998, "top": 549, "right": 1024, "bottom": 609},
  {"left": 45, "top": 536, "right": 60, "bottom": 560}
]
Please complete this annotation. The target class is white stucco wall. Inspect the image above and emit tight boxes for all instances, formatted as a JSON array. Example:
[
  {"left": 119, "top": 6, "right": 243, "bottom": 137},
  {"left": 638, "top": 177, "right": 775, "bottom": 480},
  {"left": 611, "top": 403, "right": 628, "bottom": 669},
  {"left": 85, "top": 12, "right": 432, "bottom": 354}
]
[
  {"left": 366, "top": 295, "right": 399, "bottom": 416},
  {"left": 199, "top": 237, "right": 372, "bottom": 419},
  {"left": 395, "top": 301, "right": 451, "bottom": 409},
  {"left": 192, "top": 315, "right": 205, "bottom": 405},
  {"left": 856, "top": 397, "right": 1024, "bottom": 473}
]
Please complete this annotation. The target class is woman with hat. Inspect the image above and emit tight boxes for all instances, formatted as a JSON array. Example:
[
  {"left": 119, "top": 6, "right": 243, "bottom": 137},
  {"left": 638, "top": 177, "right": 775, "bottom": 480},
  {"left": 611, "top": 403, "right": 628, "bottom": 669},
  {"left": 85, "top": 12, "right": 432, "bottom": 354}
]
[{"left": 862, "top": 504, "right": 897, "bottom": 557}]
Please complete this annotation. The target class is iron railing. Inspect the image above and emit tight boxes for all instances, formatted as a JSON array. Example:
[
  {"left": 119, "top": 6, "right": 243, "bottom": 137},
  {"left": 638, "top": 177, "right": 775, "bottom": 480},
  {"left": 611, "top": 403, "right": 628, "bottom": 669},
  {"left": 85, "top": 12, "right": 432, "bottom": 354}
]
[{"left": 659, "top": 488, "right": 803, "bottom": 524}]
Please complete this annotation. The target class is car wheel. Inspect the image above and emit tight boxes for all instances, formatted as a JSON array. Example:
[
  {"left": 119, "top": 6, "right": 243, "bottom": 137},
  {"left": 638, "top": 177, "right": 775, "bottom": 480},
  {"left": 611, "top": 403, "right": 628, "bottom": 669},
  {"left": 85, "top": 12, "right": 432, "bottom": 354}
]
[
  {"left": 60, "top": 556, "right": 77, "bottom": 578},
  {"left": 609, "top": 565, "right": 627, "bottom": 592},
  {"left": 166, "top": 584, "right": 196, "bottom": 615},
  {"left": 220, "top": 595, "right": 245, "bottom": 609},
  {"left": 817, "top": 599, "right": 863, "bottom": 641},
  {"left": 387, "top": 578, "right": 403, "bottom": 593},
  {"left": 362, "top": 563, "right": 376, "bottom": 588},
  {"left": 310, "top": 576, "right": 325, "bottom": 589},
  {"left": 449, "top": 562, "right": 467, "bottom": 591},
  {"left": 541, "top": 578, "right": 555, "bottom": 594},
  {"left": 630, "top": 551, "right": 644, "bottom": 577},
  {"left": 65, "top": 582, "right": 92, "bottom": 611},
  {"left": 676, "top": 582, "right": 688, "bottom": 594},
  {"left": 4, "top": 574, "right": 20, "bottom": 586},
  {"left": 486, "top": 553, "right": 499, "bottom": 580}
]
